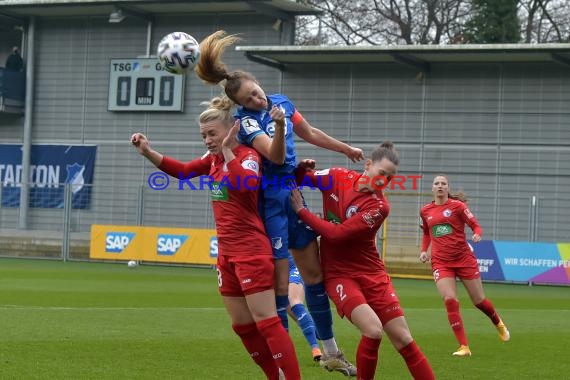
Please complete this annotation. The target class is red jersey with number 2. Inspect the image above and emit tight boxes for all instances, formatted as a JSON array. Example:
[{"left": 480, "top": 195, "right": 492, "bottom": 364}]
[
  {"left": 297, "top": 167, "right": 390, "bottom": 280},
  {"left": 420, "top": 199, "right": 482, "bottom": 262}
]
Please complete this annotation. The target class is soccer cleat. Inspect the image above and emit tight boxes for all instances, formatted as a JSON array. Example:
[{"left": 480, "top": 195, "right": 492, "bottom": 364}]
[
  {"left": 452, "top": 345, "right": 472, "bottom": 357},
  {"left": 312, "top": 347, "right": 323, "bottom": 362},
  {"left": 496, "top": 319, "right": 510, "bottom": 342},
  {"left": 319, "top": 350, "right": 357, "bottom": 377}
]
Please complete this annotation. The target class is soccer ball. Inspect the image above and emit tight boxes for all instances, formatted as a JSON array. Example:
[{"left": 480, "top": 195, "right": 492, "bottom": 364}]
[
  {"left": 157, "top": 32, "right": 200, "bottom": 74},
  {"left": 127, "top": 260, "right": 138, "bottom": 268}
]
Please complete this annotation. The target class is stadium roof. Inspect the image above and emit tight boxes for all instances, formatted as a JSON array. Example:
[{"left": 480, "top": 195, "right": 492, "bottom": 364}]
[
  {"left": 0, "top": 0, "right": 318, "bottom": 20},
  {"left": 236, "top": 43, "right": 570, "bottom": 72}
]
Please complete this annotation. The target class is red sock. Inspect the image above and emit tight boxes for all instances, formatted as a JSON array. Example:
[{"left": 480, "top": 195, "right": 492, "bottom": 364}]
[
  {"left": 232, "top": 323, "right": 280, "bottom": 380},
  {"left": 257, "top": 316, "right": 301, "bottom": 380},
  {"left": 445, "top": 298, "right": 468, "bottom": 346},
  {"left": 356, "top": 335, "right": 381, "bottom": 380},
  {"left": 399, "top": 341, "right": 435, "bottom": 380},
  {"left": 475, "top": 298, "right": 501, "bottom": 325}
]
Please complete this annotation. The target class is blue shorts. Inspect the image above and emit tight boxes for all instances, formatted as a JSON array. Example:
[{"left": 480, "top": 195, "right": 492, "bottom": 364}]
[
  {"left": 262, "top": 183, "right": 318, "bottom": 260},
  {"left": 288, "top": 255, "right": 303, "bottom": 285}
]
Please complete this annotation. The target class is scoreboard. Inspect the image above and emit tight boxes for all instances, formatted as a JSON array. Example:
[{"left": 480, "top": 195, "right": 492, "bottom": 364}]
[{"left": 108, "top": 58, "right": 185, "bottom": 112}]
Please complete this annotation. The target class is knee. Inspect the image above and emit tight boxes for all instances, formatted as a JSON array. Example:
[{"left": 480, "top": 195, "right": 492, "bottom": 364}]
[
  {"left": 275, "top": 282, "right": 289, "bottom": 296},
  {"left": 392, "top": 331, "right": 414, "bottom": 350},
  {"left": 301, "top": 268, "right": 322, "bottom": 284},
  {"left": 360, "top": 323, "right": 383, "bottom": 340}
]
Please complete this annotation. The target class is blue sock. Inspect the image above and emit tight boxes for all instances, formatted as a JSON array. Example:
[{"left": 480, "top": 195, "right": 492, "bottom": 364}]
[
  {"left": 275, "top": 294, "right": 289, "bottom": 331},
  {"left": 304, "top": 282, "right": 334, "bottom": 340},
  {"left": 291, "top": 303, "right": 319, "bottom": 348}
]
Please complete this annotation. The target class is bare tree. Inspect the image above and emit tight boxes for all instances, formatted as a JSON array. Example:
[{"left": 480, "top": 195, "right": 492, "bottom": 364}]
[
  {"left": 519, "top": 0, "right": 570, "bottom": 42},
  {"left": 295, "top": 0, "right": 570, "bottom": 45}
]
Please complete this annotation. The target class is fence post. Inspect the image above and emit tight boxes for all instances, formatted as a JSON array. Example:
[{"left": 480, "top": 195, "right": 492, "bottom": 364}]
[
  {"left": 61, "top": 183, "right": 72, "bottom": 262},
  {"left": 136, "top": 185, "right": 144, "bottom": 226},
  {"left": 528, "top": 195, "right": 537, "bottom": 242}
]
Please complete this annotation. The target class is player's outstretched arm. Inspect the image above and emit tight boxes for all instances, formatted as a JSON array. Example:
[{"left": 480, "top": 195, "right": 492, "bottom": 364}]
[{"left": 293, "top": 118, "right": 364, "bottom": 162}]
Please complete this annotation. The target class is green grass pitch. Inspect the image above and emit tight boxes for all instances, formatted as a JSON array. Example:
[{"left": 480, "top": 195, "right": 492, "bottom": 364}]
[{"left": 0, "top": 258, "right": 568, "bottom": 379}]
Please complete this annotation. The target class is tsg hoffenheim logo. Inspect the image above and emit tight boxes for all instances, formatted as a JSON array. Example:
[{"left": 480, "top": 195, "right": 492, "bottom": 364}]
[
  {"left": 105, "top": 232, "right": 135, "bottom": 253},
  {"left": 65, "top": 163, "right": 85, "bottom": 194},
  {"left": 157, "top": 234, "right": 188, "bottom": 256}
]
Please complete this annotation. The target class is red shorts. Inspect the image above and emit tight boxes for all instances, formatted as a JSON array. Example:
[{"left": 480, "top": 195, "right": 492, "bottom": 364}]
[
  {"left": 431, "top": 252, "right": 480, "bottom": 282},
  {"left": 325, "top": 274, "right": 404, "bottom": 325},
  {"left": 217, "top": 254, "right": 274, "bottom": 297}
]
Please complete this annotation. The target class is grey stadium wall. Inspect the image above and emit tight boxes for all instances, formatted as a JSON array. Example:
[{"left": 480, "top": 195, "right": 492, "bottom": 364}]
[{"left": 280, "top": 62, "right": 570, "bottom": 245}]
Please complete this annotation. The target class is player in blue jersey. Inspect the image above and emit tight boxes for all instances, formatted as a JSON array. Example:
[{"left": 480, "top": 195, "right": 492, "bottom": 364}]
[{"left": 196, "top": 30, "right": 363, "bottom": 376}]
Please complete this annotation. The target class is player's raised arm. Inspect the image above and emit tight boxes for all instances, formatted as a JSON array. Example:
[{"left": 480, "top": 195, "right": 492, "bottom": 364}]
[{"left": 131, "top": 133, "right": 163, "bottom": 167}]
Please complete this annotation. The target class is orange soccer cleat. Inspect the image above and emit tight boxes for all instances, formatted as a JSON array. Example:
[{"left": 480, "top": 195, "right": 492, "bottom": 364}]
[
  {"left": 311, "top": 347, "right": 323, "bottom": 362},
  {"left": 452, "top": 345, "right": 472, "bottom": 357},
  {"left": 496, "top": 319, "right": 511, "bottom": 342}
]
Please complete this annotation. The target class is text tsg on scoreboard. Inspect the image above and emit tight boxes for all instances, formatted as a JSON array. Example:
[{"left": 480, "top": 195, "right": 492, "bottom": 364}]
[{"left": 108, "top": 58, "right": 185, "bottom": 111}]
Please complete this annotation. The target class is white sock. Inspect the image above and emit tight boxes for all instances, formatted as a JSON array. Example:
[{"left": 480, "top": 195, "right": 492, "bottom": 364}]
[{"left": 321, "top": 338, "right": 339, "bottom": 355}]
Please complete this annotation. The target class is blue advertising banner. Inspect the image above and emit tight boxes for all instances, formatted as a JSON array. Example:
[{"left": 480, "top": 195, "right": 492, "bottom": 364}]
[
  {"left": 0, "top": 144, "right": 97, "bottom": 209},
  {"left": 472, "top": 240, "right": 570, "bottom": 285},
  {"left": 471, "top": 240, "right": 505, "bottom": 281}
]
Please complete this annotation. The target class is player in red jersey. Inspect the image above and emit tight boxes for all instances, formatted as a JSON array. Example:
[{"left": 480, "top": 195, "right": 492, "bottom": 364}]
[
  {"left": 291, "top": 142, "right": 435, "bottom": 380},
  {"left": 419, "top": 174, "right": 510, "bottom": 357},
  {"left": 130, "top": 96, "right": 300, "bottom": 380}
]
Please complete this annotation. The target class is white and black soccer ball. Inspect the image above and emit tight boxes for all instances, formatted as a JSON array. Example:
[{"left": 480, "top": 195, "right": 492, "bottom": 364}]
[{"left": 157, "top": 32, "right": 200, "bottom": 74}]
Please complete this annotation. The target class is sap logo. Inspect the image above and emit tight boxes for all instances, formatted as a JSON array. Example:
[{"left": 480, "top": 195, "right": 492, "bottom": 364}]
[
  {"left": 157, "top": 234, "right": 188, "bottom": 255},
  {"left": 105, "top": 232, "right": 135, "bottom": 253},
  {"left": 210, "top": 236, "right": 218, "bottom": 258}
]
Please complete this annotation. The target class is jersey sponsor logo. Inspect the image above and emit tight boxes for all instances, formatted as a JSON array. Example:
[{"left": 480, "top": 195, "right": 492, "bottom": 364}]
[
  {"left": 157, "top": 234, "right": 188, "bottom": 255},
  {"left": 271, "top": 237, "right": 283, "bottom": 250},
  {"left": 432, "top": 223, "right": 453, "bottom": 237},
  {"left": 327, "top": 210, "right": 341, "bottom": 224},
  {"left": 315, "top": 169, "right": 330, "bottom": 176},
  {"left": 346, "top": 205, "right": 359, "bottom": 219},
  {"left": 443, "top": 208, "right": 452, "bottom": 217},
  {"left": 241, "top": 117, "right": 260, "bottom": 134},
  {"left": 464, "top": 208, "right": 474, "bottom": 219},
  {"left": 210, "top": 181, "right": 229, "bottom": 201},
  {"left": 105, "top": 232, "right": 135, "bottom": 253},
  {"left": 241, "top": 159, "right": 259, "bottom": 175}
]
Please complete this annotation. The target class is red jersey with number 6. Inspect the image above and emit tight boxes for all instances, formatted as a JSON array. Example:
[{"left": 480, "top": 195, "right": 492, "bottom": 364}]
[{"left": 420, "top": 199, "right": 482, "bottom": 262}]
